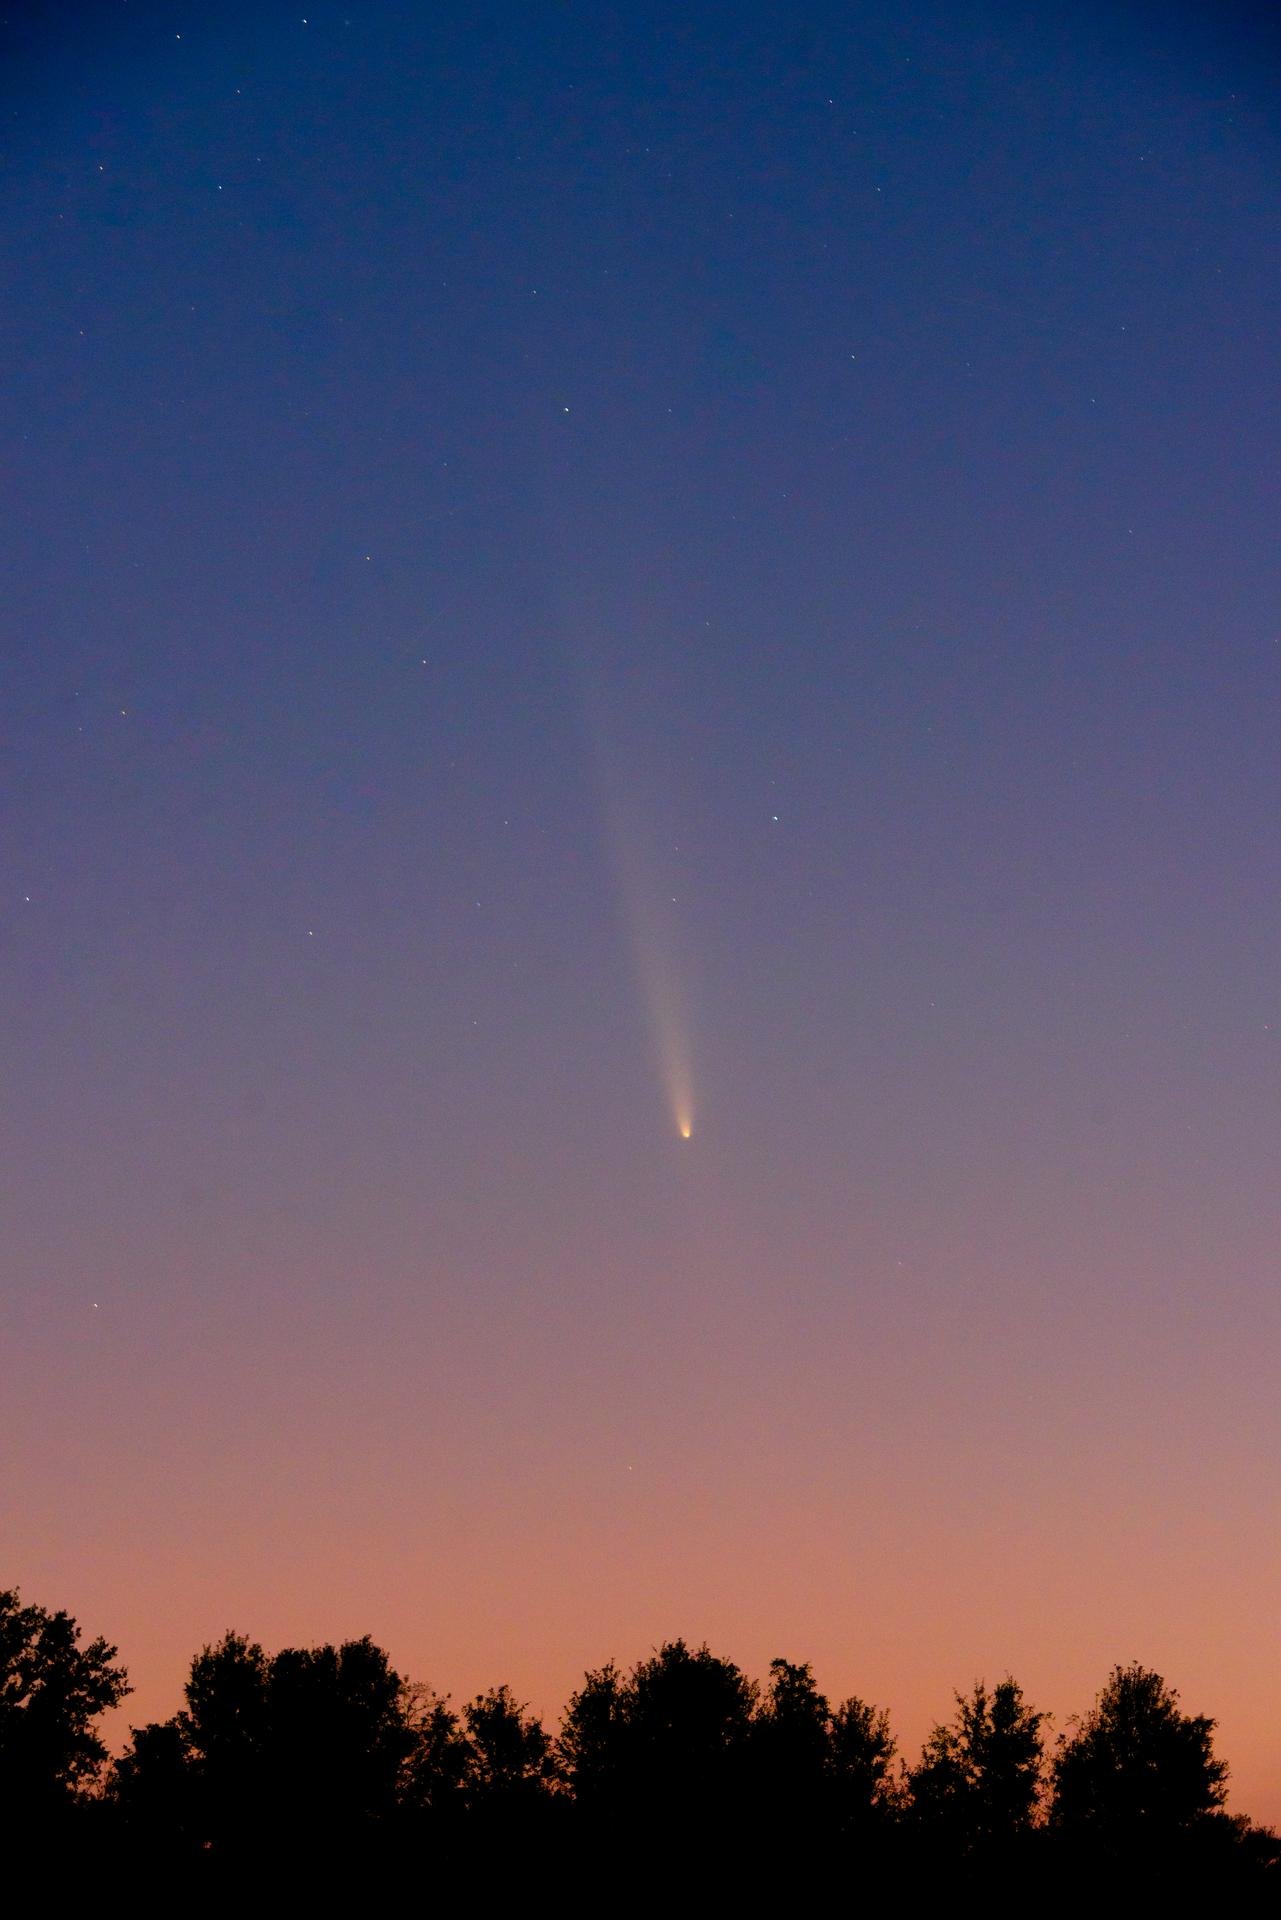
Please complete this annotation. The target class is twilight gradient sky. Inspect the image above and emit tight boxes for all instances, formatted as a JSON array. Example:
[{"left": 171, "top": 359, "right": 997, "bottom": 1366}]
[{"left": 4, "top": 0, "right": 1281, "bottom": 1818}]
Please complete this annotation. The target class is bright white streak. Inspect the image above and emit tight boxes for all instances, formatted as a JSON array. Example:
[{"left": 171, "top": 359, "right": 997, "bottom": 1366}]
[
  {"left": 605, "top": 802, "right": 694, "bottom": 1140},
  {"left": 576, "top": 675, "right": 695, "bottom": 1142},
  {"left": 541, "top": 497, "right": 699, "bottom": 1141}
]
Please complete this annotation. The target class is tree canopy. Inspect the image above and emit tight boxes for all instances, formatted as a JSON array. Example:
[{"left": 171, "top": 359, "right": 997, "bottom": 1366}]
[
  {"left": 5, "top": 1585, "right": 1277, "bottom": 1899},
  {"left": 908, "top": 1677, "right": 1046, "bottom": 1852},
  {"left": 0, "top": 1587, "right": 129, "bottom": 1819},
  {"left": 1051, "top": 1663, "right": 1228, "bottom": 1841}
]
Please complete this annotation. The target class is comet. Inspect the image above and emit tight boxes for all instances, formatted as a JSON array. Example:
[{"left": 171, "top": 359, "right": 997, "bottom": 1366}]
[
  {"left": 622, "top": 880, "right": 694, "bottom": 1142},
  {"left": 575, "top": 689, "right": 696, "bottom": 1140},
  {"left": 559, "top": 610, "right": 698, "bottom": 1141}
]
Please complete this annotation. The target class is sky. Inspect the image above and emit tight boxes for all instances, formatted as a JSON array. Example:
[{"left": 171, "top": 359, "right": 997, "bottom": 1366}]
[{"left": 3, "top": 0, "right": 1280, "bottom": 1821}]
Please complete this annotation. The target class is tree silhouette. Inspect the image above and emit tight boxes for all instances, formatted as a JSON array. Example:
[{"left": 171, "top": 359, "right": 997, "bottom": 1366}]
[
  {"left": 748, "top": 1658, "right": 898, "bottom": 1851},
  {"left": 180, "top": 1630, "right": 271, "bottom": 1857},
  {"left": 129, "top": 1629, "right": 412, "bottom": 1866},
  {"left": 398, "top": 1682, "right": 472, "bottom": 1823},
  {"left": 1051, "top": 1664, "right": 1227, "bottom": 1843},
  {"left": 265, "top": 1636, "right": 409, "bottom": 1848},
  {"left": 828, "top": 1693, "right": 899, "bottom": 1834},
  {"left": 112, "top": 1718, "right": 197, "bottom": 1860},
  {"left": 2, "top": 1580, "right": 1273, "bottom": 1895},
  {"left": 907, "top": 1677, "right": 1045, "bottom": 1855},
  {"left": 750, "top": 1657, "right": 832, "bottom": 1835},
  {"left": 462, "top": 1683, "right": 559, "bottom": 1812},
  {"left": 556, "top": 1657, "right": 625, "bottom": 1806},
  {"left": 561, "top": 1639, "right": 757, "bottom": 1852},
  {"left": 0, "top": 1587, "right": 129, "bottom": 1831}
]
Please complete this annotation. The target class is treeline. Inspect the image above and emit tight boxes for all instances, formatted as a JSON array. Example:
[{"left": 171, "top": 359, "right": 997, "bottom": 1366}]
[{"left": 4, "top": 1587, "right": 1278, "bottom": 1898}]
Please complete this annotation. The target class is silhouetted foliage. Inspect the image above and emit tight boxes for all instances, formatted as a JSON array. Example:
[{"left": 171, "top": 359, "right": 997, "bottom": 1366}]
[
  {"left": 1051, "top": 1663, "right": 1227, "bottom": 1845},
  {"left": 828, "top": 1693, "right": 899, "bottom": 1834},
  {"left": 121, "top": 1629, "right": 413, "bottom": 1868},
  {"left": 561, "top": 1638, "right": 756, "bottom": 1847},
  {"left": 558, "top": 1643, "right": 902, "bottom": 1891},
  {"left": 271, "top": 1636, "right": 409, "bottom": 1849},
  {"left": 180, "top": 1629, "right": 271, "bottom": 1855},
  {"left": 907, "top": 1677, "right": 1045, "bottom": 1856},
  {"left": 398, "top": 1682, "right": 472, "bottom": 1822},
  {"left": 746, "top": 1658, "right": 900, "bottom": 1847},
  {"left": 2, "top": 1586, "right": 1274, "bottom": 1896},
  {"left": 112, "top": 1717, "right": 196, "bottom": 1859},
  {"left": 751, "top": 1658, "right": 833, "bottom": 1834},
  {"left": 0, "top": 1587, "right": 129, "bottom": 1832},
  {"left": 463, "top": 1683, "right": 558, "bottom": 1810}
]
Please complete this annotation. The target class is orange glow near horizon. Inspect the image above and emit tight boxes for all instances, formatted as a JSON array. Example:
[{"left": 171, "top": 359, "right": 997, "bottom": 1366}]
[{"left": 17, "top": 1202, "right": 1281, "bottom": 1831}]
